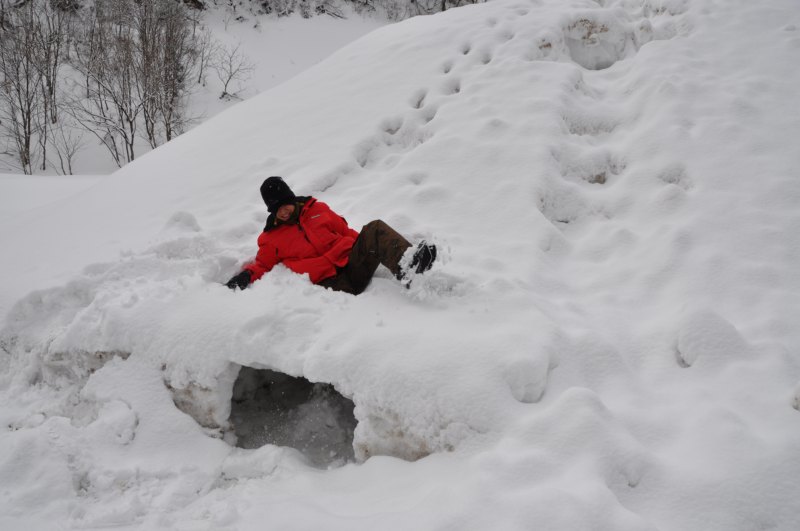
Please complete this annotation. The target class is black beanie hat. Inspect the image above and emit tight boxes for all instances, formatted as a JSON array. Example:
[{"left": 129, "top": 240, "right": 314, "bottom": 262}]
[{"left": 260, "top": 176, "right": 296, "bottom": 213}]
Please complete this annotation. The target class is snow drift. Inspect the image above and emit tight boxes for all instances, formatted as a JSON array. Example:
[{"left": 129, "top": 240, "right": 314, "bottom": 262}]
[{"left": 2, "top": 0, "right": 800, "bottom": 529}]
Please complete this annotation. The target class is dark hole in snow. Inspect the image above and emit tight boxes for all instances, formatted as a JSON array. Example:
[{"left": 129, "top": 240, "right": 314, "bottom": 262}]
[{"left": 229, "top": 367, "right": 357, "bottom": 467}]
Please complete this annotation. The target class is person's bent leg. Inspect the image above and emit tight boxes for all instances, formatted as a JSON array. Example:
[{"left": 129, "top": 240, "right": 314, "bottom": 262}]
[
  {"left": 343, "top": 220, "right": 412, "bottom": 294},
  {"left": 318, "top": 270, "right": 356, "bottom": 294}
]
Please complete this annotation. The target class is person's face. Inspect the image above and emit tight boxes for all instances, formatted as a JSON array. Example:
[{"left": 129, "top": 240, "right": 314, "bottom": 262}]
[{"left": 276, "top": 203, "right": 295, "bottom": 222}]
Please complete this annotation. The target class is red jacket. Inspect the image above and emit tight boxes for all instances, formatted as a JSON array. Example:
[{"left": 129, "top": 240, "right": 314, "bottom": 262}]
[{"left": 243, "top": 198, "right": 359, "bottom": 284}]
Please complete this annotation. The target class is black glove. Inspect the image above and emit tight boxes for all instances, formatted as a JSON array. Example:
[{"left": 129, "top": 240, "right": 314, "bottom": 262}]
[{"left": 226, "top": 270, "right": 252, "bottom": 291}]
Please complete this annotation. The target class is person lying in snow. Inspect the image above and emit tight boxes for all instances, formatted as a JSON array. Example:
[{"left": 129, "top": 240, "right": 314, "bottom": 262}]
[{"left": 225, "top": 176, "right": 436, "bottom": 295}]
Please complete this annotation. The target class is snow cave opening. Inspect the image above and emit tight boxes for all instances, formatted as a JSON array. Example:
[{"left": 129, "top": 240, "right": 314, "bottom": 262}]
[{"left": 229, "top": 366, "right": 357, "bottom": 467}]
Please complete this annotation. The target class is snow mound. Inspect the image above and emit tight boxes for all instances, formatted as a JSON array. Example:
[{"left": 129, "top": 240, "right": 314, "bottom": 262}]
[
  {"left": 676, "top": 309, "right": 750, "bottom": 367},
  {"left": 2, "top": 0, "right": 800, "bottom": 528}
]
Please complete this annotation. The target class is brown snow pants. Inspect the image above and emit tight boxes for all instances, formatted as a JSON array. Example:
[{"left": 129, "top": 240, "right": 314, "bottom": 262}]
[{"left": 319, "top": 220, "right": 411, "bottom": 295}]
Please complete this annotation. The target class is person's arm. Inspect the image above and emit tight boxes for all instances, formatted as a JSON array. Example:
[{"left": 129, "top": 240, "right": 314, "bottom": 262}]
[
  {"left": 323, "top": 235, "right": 356, "bottom": 268},
  {"left": 243, "top": 236, "right": 280, "bottom": 281},
  {"left": 226, "top": 235, "right": 280, "bottom": 290},
  {"left": 315, "top": 202, "right": 360, "bottom": 268}
]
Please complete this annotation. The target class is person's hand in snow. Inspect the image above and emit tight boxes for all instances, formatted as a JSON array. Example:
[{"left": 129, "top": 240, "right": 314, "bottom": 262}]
[{"left": 226, "top": 271, "right": 251, "bottom": 291}]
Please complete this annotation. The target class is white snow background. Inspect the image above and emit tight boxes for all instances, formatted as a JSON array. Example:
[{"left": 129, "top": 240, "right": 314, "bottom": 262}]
[{"left": 2, "top": 0, "right": 800, "bottom": 529}]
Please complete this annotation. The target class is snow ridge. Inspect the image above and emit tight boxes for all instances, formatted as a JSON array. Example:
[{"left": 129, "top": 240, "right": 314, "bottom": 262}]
[{"left": 2, "top": 0, "right": 800, "bottom": 529}]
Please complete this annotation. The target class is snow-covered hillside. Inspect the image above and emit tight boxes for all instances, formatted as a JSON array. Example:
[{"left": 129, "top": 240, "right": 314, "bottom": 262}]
[{"left": 2, "top": 0, "right": 800, "bottom": 529}]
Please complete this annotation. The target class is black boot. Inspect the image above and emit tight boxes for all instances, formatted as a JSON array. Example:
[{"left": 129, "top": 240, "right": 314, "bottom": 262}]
[{"left": 410, "top": 241, "right": 436, "bottom": 274}]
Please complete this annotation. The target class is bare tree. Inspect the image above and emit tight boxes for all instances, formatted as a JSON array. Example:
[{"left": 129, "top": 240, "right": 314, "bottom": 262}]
[
  {"left": 70, "top": 0, "right": 143, "bottom": 166},
  {"left": 132, "top": 0, "right": 200, "bottom": 147},
  {"left": 157, "top": 0, "right": 198, "bottom": 141},
  {"left": 315, "top": 0, "right": 346, "bottom": 18},
  {"left": 195, "top": 27, "right": 218, "bottom": 86},
  {"left": 67, "top": 0, "right": 202, "bottom": 161},
  {"left": 33, "top": 0, "right": 71, "bottom": 170},
  {"left": 70, "top": 0, "right": 155, "bottom": 166},
  {"left": 134, "top": 0, "right": 162, "bottom": 149},
  {"left": 212, "top": 42, "right": 254, "bottom": 100},
  {"left": 51, "top": 116, "right": 83, "bottom": 175},
  {"left": 0, "top": 0, "right": 13, "bottom": 30},
  {"left": 68, "top": 4, "right": 124, "bottom": 167},
  {"left": 1, "top": 0, "right": 246, "bottom": 173},
  {"left": 0, "top": 1, "right": 43, "bottom": 174}
]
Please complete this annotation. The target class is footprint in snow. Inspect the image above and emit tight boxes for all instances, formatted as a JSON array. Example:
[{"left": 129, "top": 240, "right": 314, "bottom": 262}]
[{"left": 410, "top": 89, "right": 427, "bottom": 109}]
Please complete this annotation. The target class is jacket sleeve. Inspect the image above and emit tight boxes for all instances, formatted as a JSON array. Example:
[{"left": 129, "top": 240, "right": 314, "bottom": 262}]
[
  {"left": 317, "top": 203, "right": 360, "bottom": 268},
  {"left": 323, "top": 235, "right": 356, "bottom": 267},
  {"left": 242, "top": 235, "right": 280, "bottom": 282}
]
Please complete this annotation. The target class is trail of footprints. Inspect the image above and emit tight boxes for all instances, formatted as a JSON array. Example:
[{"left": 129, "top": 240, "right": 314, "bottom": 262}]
[
  {"left": 348, "top": 0, "right": 688, "bottom": 175},
  {"left": 344, "top": 1, "right": 687, "bottom": 213},
  {"left": 543, "top": 90, "right": 691, "bottom": 227},
  {"left": 351, "top": 17, "right": 517, "bottom": 174},
  {"left": 537, "top": 2, "right": 689, "bottom": 229}
]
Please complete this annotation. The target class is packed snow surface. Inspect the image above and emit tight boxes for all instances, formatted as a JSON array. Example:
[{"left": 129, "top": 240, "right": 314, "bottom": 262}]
[{"left": 2, "top": 0, "right": 800, "bottom": 529}]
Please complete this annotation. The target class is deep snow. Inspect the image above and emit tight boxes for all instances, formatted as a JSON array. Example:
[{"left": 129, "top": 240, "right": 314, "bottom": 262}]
[{"left": 2, "top": 0, "right": 800, "bottom": 529}]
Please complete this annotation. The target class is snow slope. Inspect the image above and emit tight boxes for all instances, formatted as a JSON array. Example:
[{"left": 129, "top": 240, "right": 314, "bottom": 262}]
[
  {"left": 2, "top": 0, "right": 800, "bottom": 529},
  {"left": 0, "top": 174, "right": 104, "bottom": 220}
]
